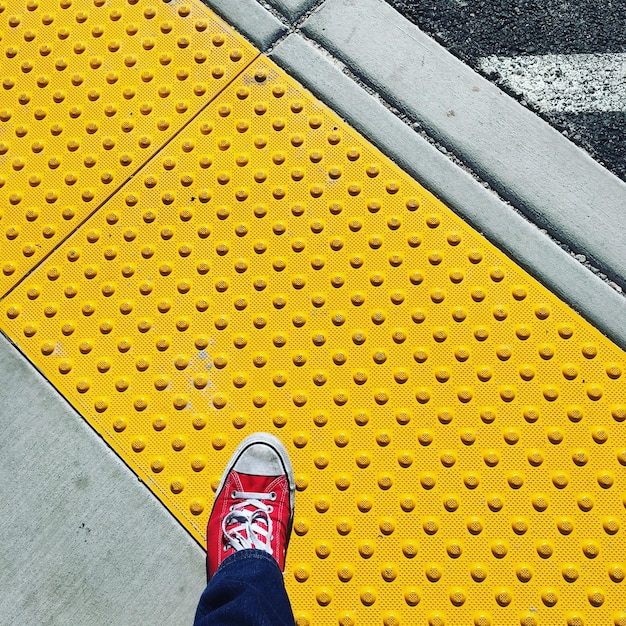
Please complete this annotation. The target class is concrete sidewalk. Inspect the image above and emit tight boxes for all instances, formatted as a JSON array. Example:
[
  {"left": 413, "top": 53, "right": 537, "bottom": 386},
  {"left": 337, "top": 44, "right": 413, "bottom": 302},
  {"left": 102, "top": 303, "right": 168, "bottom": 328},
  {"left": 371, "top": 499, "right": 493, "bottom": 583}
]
[{"left": 0, "top": 332, "right": 206, "bottom": 625}]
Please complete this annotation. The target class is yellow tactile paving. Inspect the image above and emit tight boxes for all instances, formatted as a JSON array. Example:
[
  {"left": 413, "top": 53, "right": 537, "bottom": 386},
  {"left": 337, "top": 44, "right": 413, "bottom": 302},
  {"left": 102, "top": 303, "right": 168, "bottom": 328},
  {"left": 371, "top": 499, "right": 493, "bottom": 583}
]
[
  {"left": 2, "top": 54, "right": 626, "bottom": 626},
  {"left": 0, "top": 0, "right": 257, "bottom": 298}
]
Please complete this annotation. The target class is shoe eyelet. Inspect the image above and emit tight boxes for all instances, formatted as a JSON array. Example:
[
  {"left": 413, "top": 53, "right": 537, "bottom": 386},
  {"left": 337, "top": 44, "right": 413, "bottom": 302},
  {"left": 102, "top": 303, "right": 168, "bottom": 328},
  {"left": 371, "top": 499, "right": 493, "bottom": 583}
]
[
  {"left": 231, "top": 490, "right": 237, "bottom": 498},
  {"left": 267, "top": 505, "right": 274, "bottom": 513},
  {"left": 270, "top": 491, "right": 277, "bottom": 501}
]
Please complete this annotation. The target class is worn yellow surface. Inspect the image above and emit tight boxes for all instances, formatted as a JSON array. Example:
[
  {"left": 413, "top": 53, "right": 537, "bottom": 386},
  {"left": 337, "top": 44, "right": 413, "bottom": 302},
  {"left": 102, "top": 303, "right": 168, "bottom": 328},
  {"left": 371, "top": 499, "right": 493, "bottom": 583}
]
[
  {"left": 1, "top": 18, "right": 626, "bottom": 626},
  {"left": 0, "top": 0, "right": 257, "bottom": 297}
]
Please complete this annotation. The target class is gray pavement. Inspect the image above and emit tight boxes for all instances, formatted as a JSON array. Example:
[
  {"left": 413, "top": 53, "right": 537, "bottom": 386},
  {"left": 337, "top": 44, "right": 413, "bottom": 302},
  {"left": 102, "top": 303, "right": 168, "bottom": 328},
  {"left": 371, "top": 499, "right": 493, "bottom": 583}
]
[
  {"left": 0, "top": 333, "right": 205, "bottom": 625},
  {"left": 265, "top": 0, "right": 319, "bottom": 22}
]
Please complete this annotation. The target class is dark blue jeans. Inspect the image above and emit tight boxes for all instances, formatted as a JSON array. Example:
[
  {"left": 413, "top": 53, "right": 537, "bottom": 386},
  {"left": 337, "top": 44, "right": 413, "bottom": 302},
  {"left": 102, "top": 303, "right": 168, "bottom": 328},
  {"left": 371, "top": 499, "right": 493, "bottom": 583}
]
[{"left": 194, "top": 550, "right": 295, "bottom": 626}]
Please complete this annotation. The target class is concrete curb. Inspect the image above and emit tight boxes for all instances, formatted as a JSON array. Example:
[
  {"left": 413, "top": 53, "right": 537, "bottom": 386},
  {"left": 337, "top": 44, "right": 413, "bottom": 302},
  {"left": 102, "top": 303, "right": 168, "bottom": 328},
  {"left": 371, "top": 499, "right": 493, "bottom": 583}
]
[
  {"left": 0, "top": 333, "right": 205, "bottom": 625},
  {"left": 201, "top": 0, "right": 286, "bottom": 51},
  {"left": 269, "top": 34, "right": 626, "bottom": 350},
  {"left": 300, "top": 0, "right": 626, "bottom": 289},
  {"left": 265, "top": 0, "right": 319, "bottom": 22}
]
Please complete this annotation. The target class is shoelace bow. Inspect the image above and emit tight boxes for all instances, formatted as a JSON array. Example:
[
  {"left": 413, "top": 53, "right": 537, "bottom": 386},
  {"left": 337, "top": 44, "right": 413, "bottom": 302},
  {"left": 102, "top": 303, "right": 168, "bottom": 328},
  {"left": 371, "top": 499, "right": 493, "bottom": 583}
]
[{"left": 222, "top": 490, "right": 277, "bottom": 554}]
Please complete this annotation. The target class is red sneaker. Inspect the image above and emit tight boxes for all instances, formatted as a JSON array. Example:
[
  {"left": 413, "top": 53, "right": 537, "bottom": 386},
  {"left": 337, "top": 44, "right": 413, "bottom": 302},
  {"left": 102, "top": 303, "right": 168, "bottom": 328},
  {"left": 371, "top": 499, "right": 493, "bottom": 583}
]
[{"left": 206, "top": 433, "right": 295, "bottom": 579}]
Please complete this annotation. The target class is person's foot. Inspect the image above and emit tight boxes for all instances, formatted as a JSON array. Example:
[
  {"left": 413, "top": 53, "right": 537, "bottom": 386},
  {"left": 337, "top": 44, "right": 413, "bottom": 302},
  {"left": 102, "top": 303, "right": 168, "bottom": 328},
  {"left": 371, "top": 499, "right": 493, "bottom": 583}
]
[{"left": 206, "top": 433, "right": 295, "bottom": 579}]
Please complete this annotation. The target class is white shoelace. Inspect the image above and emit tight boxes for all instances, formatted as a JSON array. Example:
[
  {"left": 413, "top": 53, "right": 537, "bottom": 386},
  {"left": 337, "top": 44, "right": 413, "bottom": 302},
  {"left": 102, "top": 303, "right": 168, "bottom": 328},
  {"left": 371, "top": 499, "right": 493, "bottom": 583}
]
[{"left": 222, "top": 490, "right": 277, "bottom": 554}]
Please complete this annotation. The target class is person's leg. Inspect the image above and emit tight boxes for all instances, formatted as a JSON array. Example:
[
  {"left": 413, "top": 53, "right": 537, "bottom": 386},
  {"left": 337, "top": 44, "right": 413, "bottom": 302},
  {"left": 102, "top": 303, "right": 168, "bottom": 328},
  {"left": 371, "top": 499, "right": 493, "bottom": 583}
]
[
  {"left": 194, "top": 550, "right": 293, "bottom": 626},
  {"left": 194, "top": 433, "right": 296, "bottom": 626}
]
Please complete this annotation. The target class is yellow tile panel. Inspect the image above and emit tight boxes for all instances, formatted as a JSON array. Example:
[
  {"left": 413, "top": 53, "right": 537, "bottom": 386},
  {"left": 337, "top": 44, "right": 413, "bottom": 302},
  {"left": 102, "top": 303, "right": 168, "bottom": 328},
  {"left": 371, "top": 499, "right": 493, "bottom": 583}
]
[
  {"left": 2, "top": 57, "right": 626, "bottom": 625},
  {"left": 0, "top": 0, "right": 257, "bottom": 296}
]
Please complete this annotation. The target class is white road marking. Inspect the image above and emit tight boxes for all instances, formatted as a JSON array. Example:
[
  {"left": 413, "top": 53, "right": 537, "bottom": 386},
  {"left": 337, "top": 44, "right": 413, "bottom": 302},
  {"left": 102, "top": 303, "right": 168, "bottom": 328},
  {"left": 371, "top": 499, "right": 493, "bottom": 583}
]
[{"left": 478, "top": 53, "right": 626, "bottom": 113}]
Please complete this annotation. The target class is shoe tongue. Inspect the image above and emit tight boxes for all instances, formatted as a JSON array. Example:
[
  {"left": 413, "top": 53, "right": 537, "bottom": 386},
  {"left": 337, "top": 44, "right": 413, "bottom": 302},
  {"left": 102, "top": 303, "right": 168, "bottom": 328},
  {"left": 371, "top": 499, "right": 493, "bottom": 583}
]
[{"left": 235, "top": 472, "right": 279, "bottom": 495}]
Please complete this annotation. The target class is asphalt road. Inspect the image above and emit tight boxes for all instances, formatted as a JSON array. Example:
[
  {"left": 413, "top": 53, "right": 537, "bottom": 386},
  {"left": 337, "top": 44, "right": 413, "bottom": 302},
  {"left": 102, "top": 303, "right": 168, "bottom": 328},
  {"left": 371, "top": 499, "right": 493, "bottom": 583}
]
[{"left": 385, "top": 0, "right": 626, "bottom": 182}]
